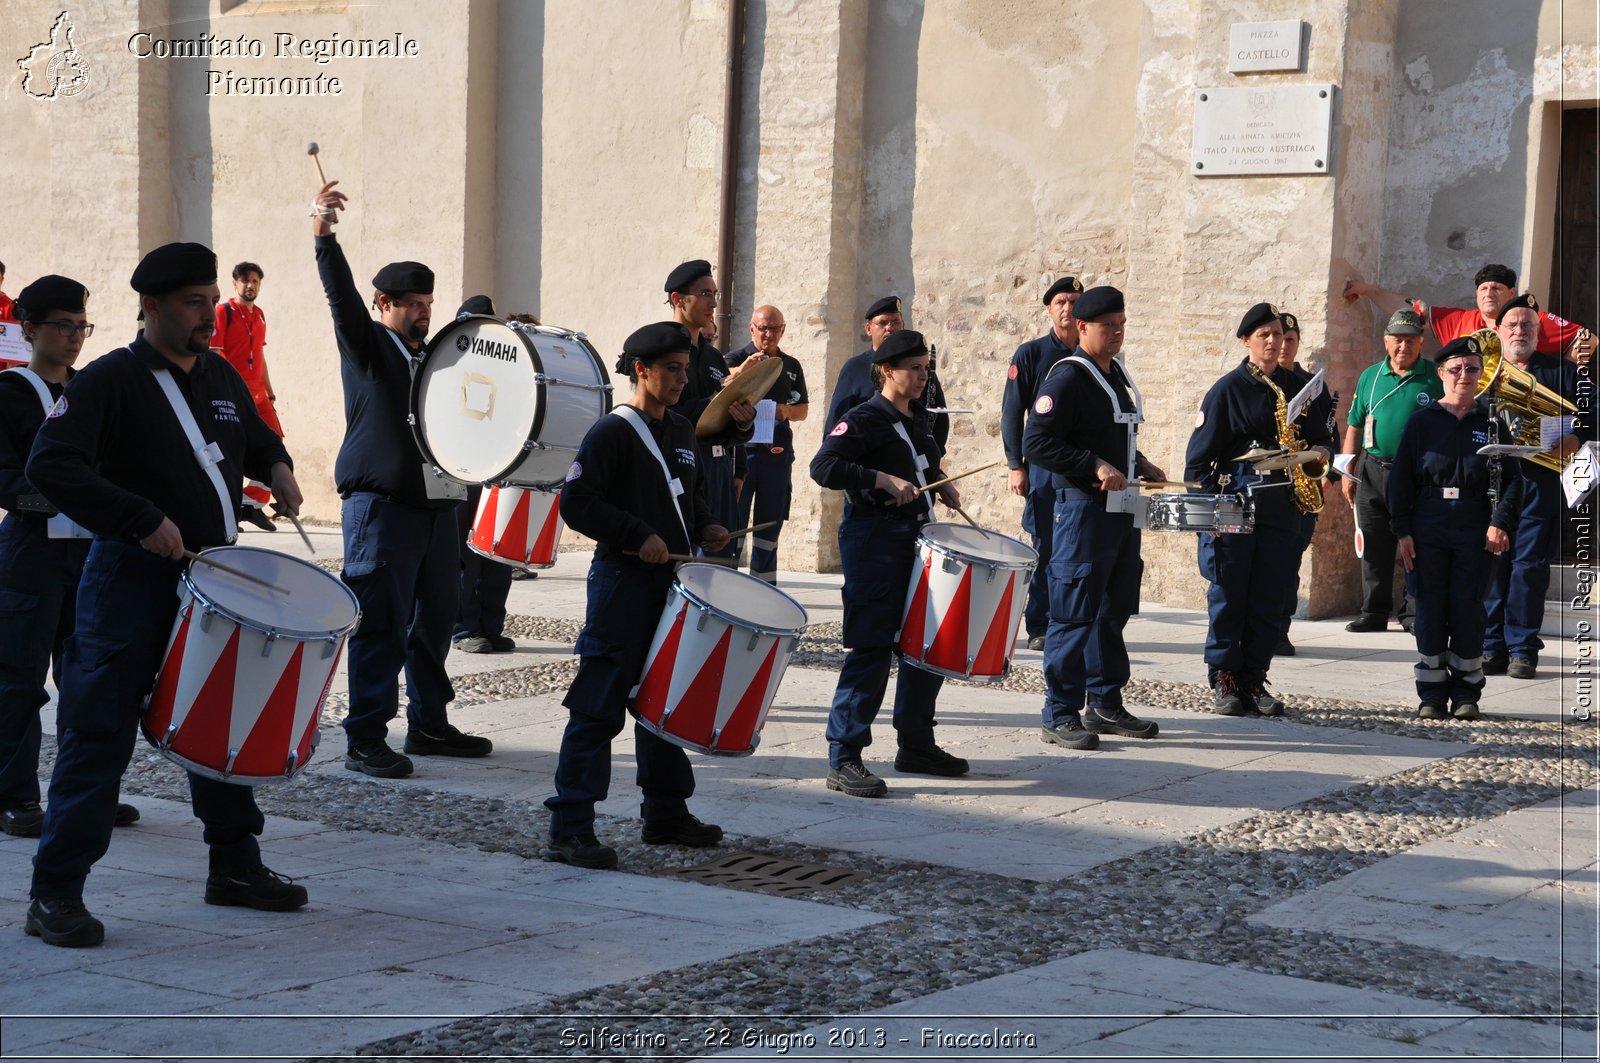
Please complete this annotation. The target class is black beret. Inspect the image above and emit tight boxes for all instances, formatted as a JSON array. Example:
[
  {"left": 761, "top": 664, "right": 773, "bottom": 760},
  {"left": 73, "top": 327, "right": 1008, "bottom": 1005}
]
[
  {"left": 1042, "top": 276, "right": 1083, "bottom": 305},
  {"left": 1072, "top": 285, "right": 1125, "bottom": 321},
  {"left": 615, "top": 321, "right": 694, "bottom": 374},
  {"left": 1236, "top": 301, "right": 1281, "bottom": 338},
  {"left": 872, "top": 328, "right": 927, "bottom": 364},
  {"left": 1279, "top": 311, "right": 1300, "bottom": 334},
  {"left": 1495, "top": 291, "right": 1539, "bottom": 325},
  {"left": 864, "top": 295, "right": 902, "bottom": 322},
  {"left": 1435, "top": 333, "right": 1487, "bottom": 365},
  {"left": 664, "top": 259, "right": 713, "bottom": 294},
  {"left": 14, "top": 275, "right": 89, "bottom": 320},
  {"left": 457, "top": 294, "right": 496, "bottom": 318},
  {"left": 372, "top": 261, "right": 434, "bottom": 296},
  {"left": 130, "top": 242, "right": 217, "bottom": 296},
  {"left": 1474, "top": 263, "right": 1517, "bottom": 289}
]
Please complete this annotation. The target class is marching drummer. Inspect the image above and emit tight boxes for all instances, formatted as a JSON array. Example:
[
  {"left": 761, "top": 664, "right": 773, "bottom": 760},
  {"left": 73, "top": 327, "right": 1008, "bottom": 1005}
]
[
  {"left": 312, "top": 180, "right": 492, "bottom": 778},
  {"left": 545, "top": 322, "right": 730, "bottom": 870},
  {"left": 23, "top": 243, "right": 306, "bottom": 947},
  {"left": 0, "top": 276, "right": 140, "bottom": 839},
  {"left": 1022, "top": 285, "right": 1163, "bottom": 751},
  {"left": 809, "top": 329, "right": 965, "bottom": 799},
  {"left": 1185, "top": 302, "right": 1334, "bottom": 717}
]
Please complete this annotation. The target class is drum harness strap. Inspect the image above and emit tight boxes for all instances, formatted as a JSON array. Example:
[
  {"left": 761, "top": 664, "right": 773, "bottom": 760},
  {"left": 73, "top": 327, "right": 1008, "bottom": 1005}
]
[
  {"left": 2, "top": 367, "right": 91, "bottom": 539},
  {"left": 1051, "top": 354, "right": 1144, "bottom": 474},
  {"left": 612, "top": 406, "right": 692, "bottom": 548},
  {"left": 149, "top": 363, "right": 239, "bottom": 544},
  {"left": 388, "top": 329, "right": 468, "bottom": 501},
  {"left": 890, "top": 422, "right": 934, "bottom": 518}
]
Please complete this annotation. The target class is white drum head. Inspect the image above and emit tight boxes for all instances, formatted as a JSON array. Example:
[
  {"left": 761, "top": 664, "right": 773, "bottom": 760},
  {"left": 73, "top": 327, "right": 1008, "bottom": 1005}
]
[
  {"left": 187, "top": 546, "right": 360, "bottom": 638},
  {"left": 414, "top": 317, "right": 540, "bottom": 483},
  {"left": 675, "top": 563, "right": 808, "bottom": 634},
  {"left": 921, "top": 522, "right": 1038, "bottom": 566}
]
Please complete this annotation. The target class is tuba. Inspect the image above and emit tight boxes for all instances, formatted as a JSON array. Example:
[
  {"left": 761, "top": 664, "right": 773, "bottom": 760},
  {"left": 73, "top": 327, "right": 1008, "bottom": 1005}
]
[
  {"left": 1471, "top": 328, "right": 1577, "bottom": 473},
  {"left": 1246, "top": 361, "right": 1325, "bottom": 514}
]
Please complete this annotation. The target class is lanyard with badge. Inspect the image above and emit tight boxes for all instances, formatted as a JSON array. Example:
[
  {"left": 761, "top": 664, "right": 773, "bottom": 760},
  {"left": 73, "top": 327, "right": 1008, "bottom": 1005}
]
[
  {"left": 1362, "top": 367, "right": 1413, "bottom": 452},
  {"left": 389, "top": 330, "right": 468, "bottom": 501}
]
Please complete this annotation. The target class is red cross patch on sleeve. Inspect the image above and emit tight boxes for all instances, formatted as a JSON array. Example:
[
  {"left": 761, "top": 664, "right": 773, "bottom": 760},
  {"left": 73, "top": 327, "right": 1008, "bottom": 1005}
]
[{"left": 830, "top": 421, "right": 849, "bottom": 437}]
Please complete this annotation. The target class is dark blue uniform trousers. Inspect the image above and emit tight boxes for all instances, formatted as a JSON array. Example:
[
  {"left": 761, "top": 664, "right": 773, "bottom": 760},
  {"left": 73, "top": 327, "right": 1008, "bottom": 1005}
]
[
  {"left": 1198, "top": 513, "right": 1300, "bottom": 680},
  {"left": 1406, "top": 504, "right": 1491, "bottom": 706},
  {"left": 453, "top": 486, "right": 513, "bottom": 641},
  {"left": 1483, "top": 470, "right": 1561, "bottom": 661},
  {"left": 0, "top": 518, "right": 85, "bottom": 810},
  {"left": 1043, "top": 494, "right": 1140, "bottom": 725},
  {"left": 340, "top": 493, "right": 458, "bottom": 746},
  {"left": 735, "top": 448, "right": 793, "bottom": 582},
  {"left": 1020, "top": 464, "right": 1056, "bottom": 640},
  {"left": 699, "top": 449, "right": 739, "bottom": 560},
  {"left": 32, "top": 540, "right": 264, "bottom": 900},
  {"left": 546, "top": 558, "right": 696, "bottom": 838},
  {"left": 826, "top": 515, "right": 943, "bottom": 768},
  {"left": 1279, "top": 511, "right": 1317, "bottom": 633}
]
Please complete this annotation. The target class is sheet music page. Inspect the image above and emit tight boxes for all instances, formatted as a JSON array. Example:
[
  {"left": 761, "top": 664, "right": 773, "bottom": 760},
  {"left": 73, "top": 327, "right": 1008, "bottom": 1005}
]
[{"left": 752, "top": 399, "right": 777, "bottom": 445}]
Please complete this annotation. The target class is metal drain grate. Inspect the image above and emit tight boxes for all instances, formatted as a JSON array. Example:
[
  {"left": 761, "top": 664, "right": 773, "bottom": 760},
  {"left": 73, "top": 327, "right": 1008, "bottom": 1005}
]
[{"left": 674, "top": 851, "right": 865, "bottom": 896}]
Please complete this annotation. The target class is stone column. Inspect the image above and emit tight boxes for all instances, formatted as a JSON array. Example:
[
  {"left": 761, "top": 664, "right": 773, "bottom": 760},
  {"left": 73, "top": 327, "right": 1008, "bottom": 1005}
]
[
  {"left": 733, "top": 0, "right": 870, "bottom": 572},
  {"left": 1127, "top": 0, "right": 1396, "bottom": 618}
]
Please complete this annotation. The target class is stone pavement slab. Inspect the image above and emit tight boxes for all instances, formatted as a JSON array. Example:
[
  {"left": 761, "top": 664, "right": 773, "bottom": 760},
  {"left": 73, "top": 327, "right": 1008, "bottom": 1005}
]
[{"left": 718, "top": 948, "right": 1577, "bottom": 1060}]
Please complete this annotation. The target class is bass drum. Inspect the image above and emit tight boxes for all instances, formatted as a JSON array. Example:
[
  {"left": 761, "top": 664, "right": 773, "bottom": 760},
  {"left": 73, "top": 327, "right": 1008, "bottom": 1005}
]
[{"left": 410, "top": 315, "right": 612, "bottom": 488}]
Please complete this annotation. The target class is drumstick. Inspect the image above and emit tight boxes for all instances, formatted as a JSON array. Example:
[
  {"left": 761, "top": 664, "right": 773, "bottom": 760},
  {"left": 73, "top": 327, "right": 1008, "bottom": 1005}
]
[
  {"left": 306, "top": 141, "right": 327, "bottom": 186},
  {"left": 184, "top": 551, "right": 287, "bottom": 594},
  {"left": 720, "top": 521, "right": 778, "bottom": 541},
  {"left": 1137, "top": 479, "right": 1203, "bottom": 490},
  {"left": 947, "top": 501, "right": 992, "bottom": 539},
  {"left": 624, "top": 550, "right": 739, "bottom": 566},
  {"left": 915, "top": 461, "right": 1002, "bottom": 496},
  {"left": 280, "top": 510, "right": 317, "bottom": 555}
]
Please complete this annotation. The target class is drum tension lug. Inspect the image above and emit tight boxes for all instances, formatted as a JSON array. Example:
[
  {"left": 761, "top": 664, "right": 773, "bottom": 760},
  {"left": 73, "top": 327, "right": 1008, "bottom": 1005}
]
[
  {"left": 321, "top": 637, "right": 339, "bottom": 660},
  {"left": 160, "top": 724, "right": 178, "bottom": 752},
  {"left": 224, "top": 749, "right": 239, "bottom": 777},
  {"left": 199, "top": 607, "right": 214, "bottom": 634},
  {"left": 262, "top": 631, "right": 278, "bottom": 658},
  {"left": 284, "top": 750, "right": 299, "bottom": 778},
  {"left": 985, "top": 567, "right": 997, "bottom": 584},
  {"left": 695, "top": 607, "right": 710, "bottom": 633},
  {"left": 746, "top": 631, "right": 760, "bottom": 652}
]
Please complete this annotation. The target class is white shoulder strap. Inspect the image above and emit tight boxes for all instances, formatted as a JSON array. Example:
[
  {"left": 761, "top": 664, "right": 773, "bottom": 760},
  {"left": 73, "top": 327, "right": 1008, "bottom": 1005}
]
[
  {"left": 4, "top": 366, "right": 56, "bottom": 416},
  {"left": 149, "top": 366, "right": 238, "bottom": 543},
  {"left": 890, "top": 421, "right": 934, "bottom": 517},
  {"left": 611, "top": 406, "right": 691, "bottom": 545}
]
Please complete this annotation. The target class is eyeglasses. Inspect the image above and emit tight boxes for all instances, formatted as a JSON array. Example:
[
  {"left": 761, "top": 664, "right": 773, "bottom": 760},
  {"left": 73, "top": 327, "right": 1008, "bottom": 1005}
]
[
  {"left": 688, "top": 289, "right": 719, "bottom": 303},
  {"left": 753, "top": 324, "right": 784, "bottom": 333},
  {"left": 37, "top": 320, "right": 94, "bottom": 337},
  {"left": 1440, "top": 364, "right": 1483, "bottom": 376}
]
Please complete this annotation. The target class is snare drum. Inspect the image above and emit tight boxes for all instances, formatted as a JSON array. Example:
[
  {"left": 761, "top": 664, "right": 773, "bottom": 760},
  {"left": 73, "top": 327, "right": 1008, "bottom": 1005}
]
[
  {"left": 899, "top": 523, "right": 1038, "bottom": 682},
  {"left": 142, "top": 546, "right": 361, "bottom": 785},
  {"left": 631, "top": 563, "right": 808, "bottom": 757},
  {"left": 411, "top": 316, "right": 612, "bottom": 487},
  {"left": 1145, "top": 492, "right": 1254, "bottom": 534},
  {"left": 467, "top": 485, "right": 562, "bottom": 570}
]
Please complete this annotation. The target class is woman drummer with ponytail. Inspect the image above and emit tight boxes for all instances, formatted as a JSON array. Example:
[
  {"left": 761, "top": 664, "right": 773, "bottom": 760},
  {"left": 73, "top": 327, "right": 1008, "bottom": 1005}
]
[
  {"left": 545, "top": 322, "right": 730, "bottom": 871},
  {"left": 810, "top": 329, "right": 965, "bottom": 799}
]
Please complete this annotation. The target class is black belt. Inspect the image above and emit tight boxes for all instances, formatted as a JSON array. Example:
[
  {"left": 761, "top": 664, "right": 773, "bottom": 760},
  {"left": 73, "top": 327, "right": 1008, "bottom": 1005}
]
[
  {"left": 1057, "top": 487, "right": 1104, "bottom": 504},
  {"left": 1364, "top": 455, "right": 1393, "bottom": 469}
]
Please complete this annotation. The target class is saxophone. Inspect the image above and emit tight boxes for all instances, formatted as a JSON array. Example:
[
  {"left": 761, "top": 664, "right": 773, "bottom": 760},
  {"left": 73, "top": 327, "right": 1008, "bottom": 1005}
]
[{"left": 1246, "top": 361, "right": 1325, "bottom": 514}]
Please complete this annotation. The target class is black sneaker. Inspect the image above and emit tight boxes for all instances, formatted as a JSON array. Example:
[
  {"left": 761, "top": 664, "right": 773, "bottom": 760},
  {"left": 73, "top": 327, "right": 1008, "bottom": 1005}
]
[
  {"left": 344, "top": 741, "right": 414, "bottom": 778},
  {"left": 1247, "top": 680, "right": 1286, "bottom": 718},
  {"left": 1084, "top": 704, "right": 1160, "bottom": 739},
  {"left": 545, "top": 833, "right": 618, "bottom": 869},
  {"left": 404, "top": 724, "right": 492, "bottom": 758},
  {"left": 1026, "top": 634, "right": 1046, "bottom": 651},
  {"left": 894, "top": 744, "right": 970, "bottom": 776},
  {"left": 1213, "top": 671, "right": 1253, "bottom": 717},
  {"left": 1276, "top": 637, "right": 1296, "bottom": 657},
  {"left": 1417, "top": 702, "right": 1449, "bottom": 720},
  {"left": 487, "top": 635, "right": 516, "bottom": 653},
  {"left": 240, "top": 508, "right": 277, "bottom": 532},
  {"left": 1452, "top": 702, "right": 1482, "bottom": 720},
  {"left": 25, "top": 896, "right": 104, "bottom": 948},
  {"left": 1507, "top": 656, "right": 1538, "bottom": 680},
  {"left": 453, "top": 635, "right": 493, "bottom": 654},
  {"left": 1482, "top": 654, "right": 1509, "bottom": 676},
  {"left": 825, "top": 760, "right": 888, "bottom": 798},
  {"left": 641, "top": 813, "right": 724, "bottom": 848},
  {"left": 205, "top": 866, "right": 308, "bottom": 911},
  {"left": 114, "top": 802, "right": 140, "bottom": 827},
  {"left": 1344, "top": 615, "right": 1386, "bottom": 633},
  {"left": 1, "top": 800, "right": 44, "bottom": 838},
  {"left": 510, "top": 568, "right": 539, "bottom": 581},
  {"left": 1041, "top": 719, "right": 1101, "bottom": 750}
]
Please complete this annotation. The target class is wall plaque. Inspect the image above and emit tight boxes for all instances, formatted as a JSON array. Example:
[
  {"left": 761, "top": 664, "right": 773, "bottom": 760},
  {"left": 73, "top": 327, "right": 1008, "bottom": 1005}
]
[
  {"left": 1191, "top": 84, "right": 1334, "bottom": 176},
  {"left": 1229, "top": 20, "right": 1304, "bottom": 73}
]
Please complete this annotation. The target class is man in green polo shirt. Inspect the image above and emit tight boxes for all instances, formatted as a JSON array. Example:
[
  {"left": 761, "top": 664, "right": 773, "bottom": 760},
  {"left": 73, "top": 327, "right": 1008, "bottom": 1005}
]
[{"left": 1340, "top": 308, "right": 1444, "bottom": 632}]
